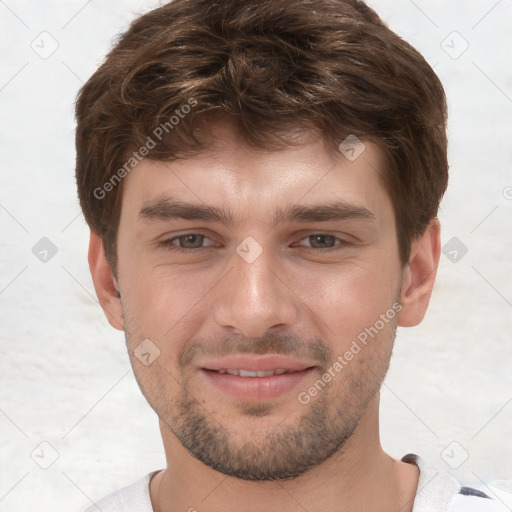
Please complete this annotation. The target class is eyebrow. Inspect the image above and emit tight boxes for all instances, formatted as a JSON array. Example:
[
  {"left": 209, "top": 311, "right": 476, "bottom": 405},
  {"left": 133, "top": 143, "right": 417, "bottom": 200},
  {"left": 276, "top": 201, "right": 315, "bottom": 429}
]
[{"left": 138, "top": 198, "right": 376, "bottom": 227}]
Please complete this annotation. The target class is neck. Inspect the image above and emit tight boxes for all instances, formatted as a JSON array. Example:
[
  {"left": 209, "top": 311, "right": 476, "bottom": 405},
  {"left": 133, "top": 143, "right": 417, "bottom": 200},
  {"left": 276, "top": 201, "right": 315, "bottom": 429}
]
[{"left": 150, "top": 395, "right": 419, "bottom": 512}]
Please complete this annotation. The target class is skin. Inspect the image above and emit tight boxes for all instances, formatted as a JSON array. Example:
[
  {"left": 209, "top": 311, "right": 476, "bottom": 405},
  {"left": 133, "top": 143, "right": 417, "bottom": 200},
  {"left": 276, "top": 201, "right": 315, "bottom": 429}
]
[{"left": 89, "top": 120, "right": 441, "bottom": 512}]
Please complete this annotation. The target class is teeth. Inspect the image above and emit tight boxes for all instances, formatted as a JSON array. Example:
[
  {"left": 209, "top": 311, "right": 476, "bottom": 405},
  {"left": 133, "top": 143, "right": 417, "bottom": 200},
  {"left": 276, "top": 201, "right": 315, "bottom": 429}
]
[
  {"left": 216, "top": 368, "right": 294, "bottom": 377},
  {"left": 256, "top": 370, "right": 275, "bottom": 377},
  {"left": 239, "top": 369, "right": 259, "bottom": 377}
]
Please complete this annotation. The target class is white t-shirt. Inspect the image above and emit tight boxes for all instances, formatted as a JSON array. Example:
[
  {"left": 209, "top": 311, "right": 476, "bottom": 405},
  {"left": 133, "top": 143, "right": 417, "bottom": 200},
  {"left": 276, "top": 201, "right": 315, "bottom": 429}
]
[{"left": 84, "top": 454, "right": 511, "bottom": 512}]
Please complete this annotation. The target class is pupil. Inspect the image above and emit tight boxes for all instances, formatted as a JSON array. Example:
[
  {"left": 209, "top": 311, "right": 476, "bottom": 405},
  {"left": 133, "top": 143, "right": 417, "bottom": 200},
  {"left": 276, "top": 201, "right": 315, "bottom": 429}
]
[
  {"left": 312, "top": 234, "right": 335, "bottom": 248},
  {"left": 182, "top": 234, "right": 202, "bottom": 248}
]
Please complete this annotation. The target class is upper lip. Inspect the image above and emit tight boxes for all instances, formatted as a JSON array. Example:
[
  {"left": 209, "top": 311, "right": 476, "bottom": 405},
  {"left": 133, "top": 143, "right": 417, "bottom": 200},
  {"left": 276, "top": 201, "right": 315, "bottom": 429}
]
[{"left": 200, "top": 354, "right": 314, "bottom": 372}]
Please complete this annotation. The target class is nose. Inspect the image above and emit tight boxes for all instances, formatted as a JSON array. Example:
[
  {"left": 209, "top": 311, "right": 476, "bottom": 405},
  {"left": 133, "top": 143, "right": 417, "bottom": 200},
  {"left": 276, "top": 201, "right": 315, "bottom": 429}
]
[{"left": 213, "top": 239, "right": 298, "bottom": 339}]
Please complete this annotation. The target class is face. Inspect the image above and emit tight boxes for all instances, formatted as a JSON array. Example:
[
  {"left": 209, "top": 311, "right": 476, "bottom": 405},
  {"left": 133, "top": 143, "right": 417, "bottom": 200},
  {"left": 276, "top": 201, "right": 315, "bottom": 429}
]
[{"left": 113, "top": 122, "right": 404, "bottom": 480}]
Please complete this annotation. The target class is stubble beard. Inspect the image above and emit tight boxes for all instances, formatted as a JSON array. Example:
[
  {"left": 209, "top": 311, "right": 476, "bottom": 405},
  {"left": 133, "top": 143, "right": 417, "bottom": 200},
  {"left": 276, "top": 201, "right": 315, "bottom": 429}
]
[{"left": 123, "top": 301, "right": 396, "bottom": 481}]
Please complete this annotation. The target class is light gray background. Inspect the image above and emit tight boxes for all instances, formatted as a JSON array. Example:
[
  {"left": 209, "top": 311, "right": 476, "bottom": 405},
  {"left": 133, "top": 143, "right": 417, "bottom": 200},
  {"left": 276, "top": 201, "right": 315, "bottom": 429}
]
[{"left": 1, "top": 1, "right": 511, "bottom": 510}]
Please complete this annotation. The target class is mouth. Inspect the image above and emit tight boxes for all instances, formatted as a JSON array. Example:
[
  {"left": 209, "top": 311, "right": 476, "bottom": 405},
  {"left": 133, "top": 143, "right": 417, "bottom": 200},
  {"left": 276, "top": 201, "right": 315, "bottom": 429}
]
[
  {"left": 200, "top": 355, "right": 316, "bottom": 400},
  {"left": 213, "top": 368, "right": 302, "bottom": 377}
]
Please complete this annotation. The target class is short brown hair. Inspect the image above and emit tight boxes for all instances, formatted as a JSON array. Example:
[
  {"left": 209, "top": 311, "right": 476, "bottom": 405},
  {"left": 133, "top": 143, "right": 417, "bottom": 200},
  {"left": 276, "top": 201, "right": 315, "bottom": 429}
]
[{"left": 75, "top": 0, "right": 448, "bottom": 274}]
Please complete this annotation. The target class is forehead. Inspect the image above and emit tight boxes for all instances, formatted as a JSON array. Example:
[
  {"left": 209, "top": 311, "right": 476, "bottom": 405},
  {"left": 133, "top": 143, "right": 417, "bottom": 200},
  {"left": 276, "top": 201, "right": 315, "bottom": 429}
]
[{"left": 120, "top": 122, "right": 391, "bottom": 225}]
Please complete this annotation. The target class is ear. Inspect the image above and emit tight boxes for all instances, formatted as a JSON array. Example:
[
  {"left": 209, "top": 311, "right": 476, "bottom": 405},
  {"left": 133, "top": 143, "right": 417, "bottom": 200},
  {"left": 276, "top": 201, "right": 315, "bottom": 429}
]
[
  {"left": 397, "top": 219, "right": 441, "bottom": 327},
  {"left": 88, "top": 231, "right": 124, "bottom": 331}
]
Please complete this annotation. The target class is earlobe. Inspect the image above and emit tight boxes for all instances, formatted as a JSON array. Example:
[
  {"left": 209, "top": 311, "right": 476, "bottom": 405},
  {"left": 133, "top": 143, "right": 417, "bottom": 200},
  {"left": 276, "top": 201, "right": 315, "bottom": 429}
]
[
  {"left": 88, "top": 231, "right": 124, "bottom": 331},
  {"left": 397, "top": 219, "right": 441, "bottom": 327}
]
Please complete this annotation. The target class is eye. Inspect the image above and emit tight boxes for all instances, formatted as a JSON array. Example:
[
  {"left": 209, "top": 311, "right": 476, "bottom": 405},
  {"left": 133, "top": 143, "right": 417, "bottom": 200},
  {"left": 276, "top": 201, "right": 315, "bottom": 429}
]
[
  {"left": 296, "top": 233, "right": 350, "bottom": 250},
  {"left": 158, "top": 233, "right": 215, "bottom": 252},
  {"left": 157, "top": 232, "right": 352, "bottom": 254}
]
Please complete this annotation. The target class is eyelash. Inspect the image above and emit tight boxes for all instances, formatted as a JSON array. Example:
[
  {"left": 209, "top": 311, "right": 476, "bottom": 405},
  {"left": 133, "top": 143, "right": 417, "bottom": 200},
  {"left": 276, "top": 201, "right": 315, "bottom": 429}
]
[{"left": 158, "top": 233, "right": 352, "bottom": 254}]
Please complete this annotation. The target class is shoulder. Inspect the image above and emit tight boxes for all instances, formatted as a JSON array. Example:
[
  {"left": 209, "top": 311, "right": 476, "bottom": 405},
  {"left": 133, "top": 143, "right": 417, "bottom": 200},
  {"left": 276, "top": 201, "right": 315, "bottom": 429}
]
[
  {"left": 83, "top": 471, "right": 158, "bottom": 512},
  {"left": 447, "top": 491, "right": 510, "bottom": 512},
  {"left": 401, "top": 454, "right": 512, "bottom": 512}
]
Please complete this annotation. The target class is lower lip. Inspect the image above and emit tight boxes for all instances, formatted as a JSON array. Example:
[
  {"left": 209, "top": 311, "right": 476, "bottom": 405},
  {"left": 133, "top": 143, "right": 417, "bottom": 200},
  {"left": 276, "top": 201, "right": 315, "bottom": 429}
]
[{"left": 201, "top": 368, "right": 315, "bottom": 400}]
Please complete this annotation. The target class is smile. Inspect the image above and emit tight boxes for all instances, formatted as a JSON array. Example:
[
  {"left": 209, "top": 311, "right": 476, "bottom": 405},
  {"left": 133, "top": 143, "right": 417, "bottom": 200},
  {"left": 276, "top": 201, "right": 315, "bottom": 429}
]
[
  {"left": 214, "top": 368, "right": 300, "bottom": 377},
  {"left": 200, "top": 367, "right": 315, "bottom": 400}
]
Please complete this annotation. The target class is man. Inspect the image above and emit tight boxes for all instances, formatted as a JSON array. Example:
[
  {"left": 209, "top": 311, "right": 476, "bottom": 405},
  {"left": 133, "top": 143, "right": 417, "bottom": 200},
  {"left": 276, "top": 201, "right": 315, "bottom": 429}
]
[{"left": 75, "top": 0, "right": 505, "bottom": 510}]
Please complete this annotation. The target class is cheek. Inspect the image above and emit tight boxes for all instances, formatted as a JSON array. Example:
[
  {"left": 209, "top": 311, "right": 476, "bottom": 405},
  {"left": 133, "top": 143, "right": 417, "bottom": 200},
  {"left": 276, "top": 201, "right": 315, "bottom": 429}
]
[
  {"left": 118, "top": 259, "right": 217, "bottom": 364},
  {"left": 300, "top": 256, "right": 401, "bottom": 346}
]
